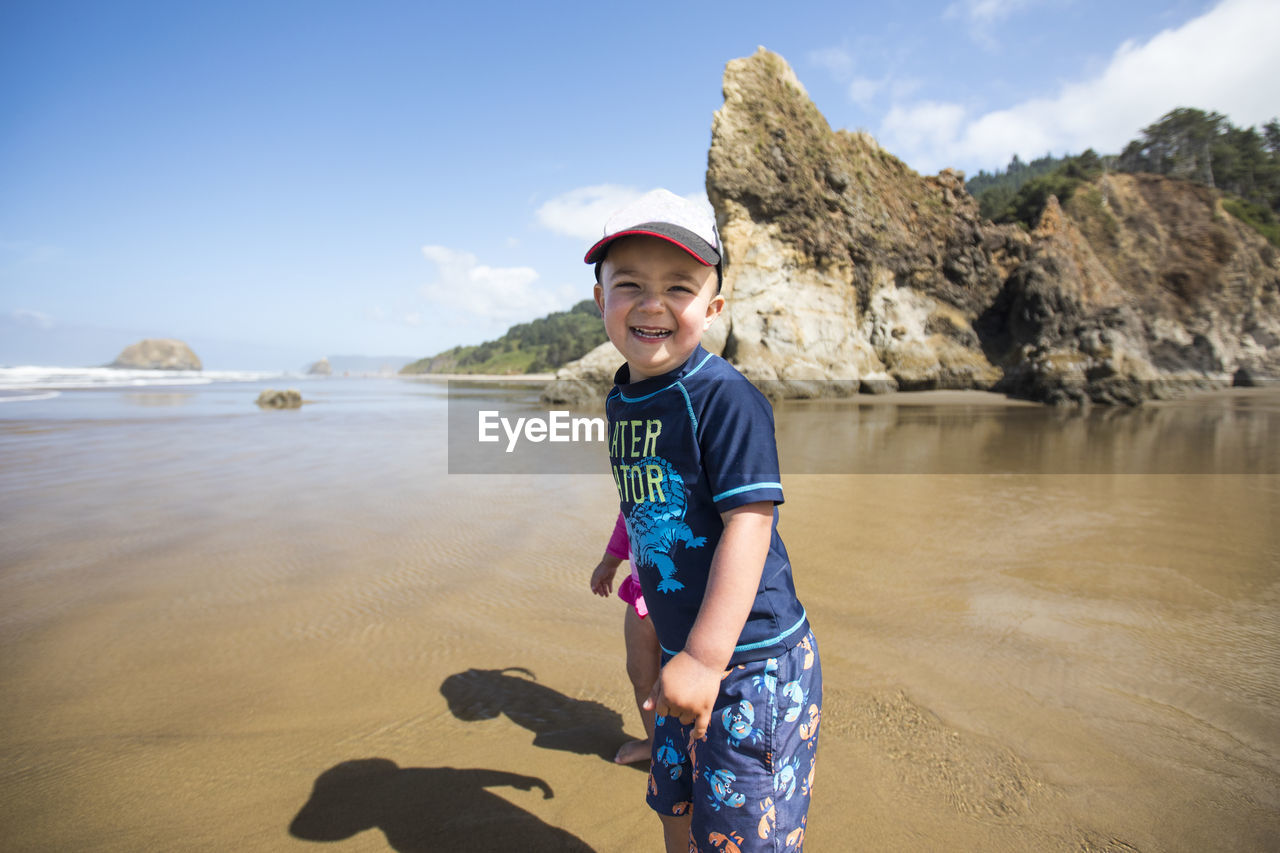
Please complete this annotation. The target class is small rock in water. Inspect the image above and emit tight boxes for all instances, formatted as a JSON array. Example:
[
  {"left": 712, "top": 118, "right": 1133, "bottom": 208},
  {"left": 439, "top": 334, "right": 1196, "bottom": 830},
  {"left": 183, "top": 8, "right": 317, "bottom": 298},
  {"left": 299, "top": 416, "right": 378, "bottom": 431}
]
[{"left": 255, "top": 388, "right": 304, "bottom": 409}]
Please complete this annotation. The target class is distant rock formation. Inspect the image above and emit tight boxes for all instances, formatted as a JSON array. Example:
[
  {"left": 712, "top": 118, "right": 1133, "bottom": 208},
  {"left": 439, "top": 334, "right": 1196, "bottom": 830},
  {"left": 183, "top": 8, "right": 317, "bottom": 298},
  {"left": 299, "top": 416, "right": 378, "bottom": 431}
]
[
  {"left": 307, "top": 357, "right": 333, "bottom": 376},
  {"left": 110, "top": 338, "right": 202, "bottom": 370},
  {"left": 327, "top": 355, "right": 417, "bottom": 375},
  {"left": 545, "top": 48, "right": 1280, "bottom": 406},
  {"left": 255, "top": 388, "right": 304, "bottom": 409}
]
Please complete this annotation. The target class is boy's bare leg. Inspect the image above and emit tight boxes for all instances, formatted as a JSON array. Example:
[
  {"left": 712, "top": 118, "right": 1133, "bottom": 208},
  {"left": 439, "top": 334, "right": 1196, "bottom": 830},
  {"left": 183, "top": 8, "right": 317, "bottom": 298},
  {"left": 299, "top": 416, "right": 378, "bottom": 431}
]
[
  {"left": 660, "top": 813, "right": 692, "bottom": 853},
  {"left": 615, "top": 607, "right": 660, "bottom": 764}
]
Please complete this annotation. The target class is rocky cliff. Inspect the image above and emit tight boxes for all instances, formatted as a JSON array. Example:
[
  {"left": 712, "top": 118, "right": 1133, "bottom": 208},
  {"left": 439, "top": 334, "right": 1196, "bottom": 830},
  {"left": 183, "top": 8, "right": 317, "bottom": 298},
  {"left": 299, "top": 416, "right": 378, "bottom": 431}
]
[
  {"left": 546, "top": 48, "right": 1280, "bottom": 406},
  {"left": 110, "top": 338, "right": 202, "bottom": 371}
]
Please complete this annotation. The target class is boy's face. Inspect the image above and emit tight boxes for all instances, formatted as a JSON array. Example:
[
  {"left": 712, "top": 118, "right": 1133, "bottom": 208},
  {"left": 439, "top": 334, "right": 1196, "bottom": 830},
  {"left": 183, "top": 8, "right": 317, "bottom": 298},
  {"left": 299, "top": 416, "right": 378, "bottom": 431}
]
[{"left": 594, "top": 235, "right": 725, "bottom": 383}]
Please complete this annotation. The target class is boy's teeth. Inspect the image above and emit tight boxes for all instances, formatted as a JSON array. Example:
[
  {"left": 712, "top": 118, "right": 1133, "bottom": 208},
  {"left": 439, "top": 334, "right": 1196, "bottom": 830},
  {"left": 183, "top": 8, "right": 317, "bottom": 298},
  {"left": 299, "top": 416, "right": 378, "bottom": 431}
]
[{"left": 633, "top": 327, "right": 671, "bottom": 339}]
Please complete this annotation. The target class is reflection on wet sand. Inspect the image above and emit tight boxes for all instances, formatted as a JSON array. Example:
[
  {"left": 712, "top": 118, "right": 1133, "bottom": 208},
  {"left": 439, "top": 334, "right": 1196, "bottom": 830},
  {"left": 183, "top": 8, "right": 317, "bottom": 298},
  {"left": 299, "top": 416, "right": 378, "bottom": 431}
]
[
  {"left": 121, "top": 392, "right": 197, "bottom": 407},
  {"left": 775, "top": 388, "right": 1280, "bottom": 473}
]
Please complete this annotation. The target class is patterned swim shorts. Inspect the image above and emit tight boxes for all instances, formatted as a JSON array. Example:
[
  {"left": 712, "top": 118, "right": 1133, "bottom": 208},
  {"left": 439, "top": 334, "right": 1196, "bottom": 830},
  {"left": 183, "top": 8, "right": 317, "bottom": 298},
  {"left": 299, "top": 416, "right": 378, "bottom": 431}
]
[{"left": 647, "top": 630, "right": 822, "bottom": 852}]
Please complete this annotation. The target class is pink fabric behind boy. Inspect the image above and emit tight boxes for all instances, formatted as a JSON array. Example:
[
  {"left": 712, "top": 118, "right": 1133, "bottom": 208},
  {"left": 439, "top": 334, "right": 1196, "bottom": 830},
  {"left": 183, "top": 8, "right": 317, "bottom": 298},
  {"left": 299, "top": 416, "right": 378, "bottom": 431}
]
[{"left": 606, "top": 512, "right": 648, "bottom": 619}]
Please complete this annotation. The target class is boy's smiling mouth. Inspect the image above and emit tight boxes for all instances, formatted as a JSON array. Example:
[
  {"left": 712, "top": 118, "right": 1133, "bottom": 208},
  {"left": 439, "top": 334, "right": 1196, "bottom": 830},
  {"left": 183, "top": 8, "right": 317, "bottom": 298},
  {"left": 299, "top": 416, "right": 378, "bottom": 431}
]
[{"left": 630, "top": 326, "right": 673, "bottom": 341}]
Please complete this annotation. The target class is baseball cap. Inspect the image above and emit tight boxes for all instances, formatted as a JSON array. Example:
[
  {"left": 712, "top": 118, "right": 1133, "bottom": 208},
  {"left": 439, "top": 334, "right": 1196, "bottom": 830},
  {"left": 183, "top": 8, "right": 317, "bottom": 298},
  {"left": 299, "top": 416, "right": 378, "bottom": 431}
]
[{"left": 584, "top": 188, "right": 722, "bottom": 267}]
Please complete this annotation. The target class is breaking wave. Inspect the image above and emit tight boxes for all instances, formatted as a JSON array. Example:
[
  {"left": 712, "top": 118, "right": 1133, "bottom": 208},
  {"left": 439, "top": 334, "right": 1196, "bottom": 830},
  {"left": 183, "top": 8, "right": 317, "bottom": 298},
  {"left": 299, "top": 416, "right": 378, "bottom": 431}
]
[{"left": 0, "top": 366, "right": 285, "bottom": 391}]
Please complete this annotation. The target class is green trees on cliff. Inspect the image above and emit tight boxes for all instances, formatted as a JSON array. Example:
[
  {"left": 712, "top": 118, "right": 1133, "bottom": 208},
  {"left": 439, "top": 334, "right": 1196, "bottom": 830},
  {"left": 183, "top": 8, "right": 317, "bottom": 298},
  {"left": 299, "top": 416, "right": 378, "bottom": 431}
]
[
  {"left": 400, "top": 299, "right": 606, "bottom": 375},
  {"left": 968, "top": 107, "right": 1280, "bottom": 244},
  {"left": 1118, "top": 108, "right": 1280, "bottom": 210},
  {"left": 966, "top": 154, "right": 1070, "bottom": 221}
]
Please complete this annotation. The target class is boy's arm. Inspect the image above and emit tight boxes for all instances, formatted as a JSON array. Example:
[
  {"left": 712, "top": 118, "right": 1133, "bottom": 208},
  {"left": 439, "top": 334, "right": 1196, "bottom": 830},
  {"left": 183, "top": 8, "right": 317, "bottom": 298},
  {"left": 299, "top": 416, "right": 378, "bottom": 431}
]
[{"left": 644, "top": 501, "right": 773, "bottom": 745}]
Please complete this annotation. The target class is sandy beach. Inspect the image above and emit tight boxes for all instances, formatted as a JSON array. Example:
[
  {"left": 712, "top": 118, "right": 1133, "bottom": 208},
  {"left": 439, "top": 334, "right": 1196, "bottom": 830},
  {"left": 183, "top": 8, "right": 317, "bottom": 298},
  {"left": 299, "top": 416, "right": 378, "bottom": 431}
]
[{"left": 1, "top": 379, "right": 1277, "bottom": 851}]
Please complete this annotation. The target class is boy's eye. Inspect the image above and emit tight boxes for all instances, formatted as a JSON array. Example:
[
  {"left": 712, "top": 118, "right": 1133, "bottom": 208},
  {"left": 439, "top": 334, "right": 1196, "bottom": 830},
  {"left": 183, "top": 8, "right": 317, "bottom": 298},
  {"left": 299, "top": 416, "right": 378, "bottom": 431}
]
[{"left": 614, "top": 281, "right": 639, "bottom": 290}]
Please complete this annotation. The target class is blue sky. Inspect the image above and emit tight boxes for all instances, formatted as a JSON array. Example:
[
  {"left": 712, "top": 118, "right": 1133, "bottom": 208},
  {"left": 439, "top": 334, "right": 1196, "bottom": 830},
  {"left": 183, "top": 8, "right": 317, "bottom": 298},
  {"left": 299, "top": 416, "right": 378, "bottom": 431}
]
[{"left": 2, "top": 0, "right": 1278, "bottom": 369}]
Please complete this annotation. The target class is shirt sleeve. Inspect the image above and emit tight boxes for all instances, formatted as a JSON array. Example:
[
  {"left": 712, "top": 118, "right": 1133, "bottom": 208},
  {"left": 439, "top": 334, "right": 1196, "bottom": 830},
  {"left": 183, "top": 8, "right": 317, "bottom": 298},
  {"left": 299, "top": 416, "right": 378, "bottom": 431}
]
[
  {"left": 604, "top": 511, "right": 629, "bottom": 560},
  {"left": 698, "top": 376, "right": 785, "bottom": 513}
]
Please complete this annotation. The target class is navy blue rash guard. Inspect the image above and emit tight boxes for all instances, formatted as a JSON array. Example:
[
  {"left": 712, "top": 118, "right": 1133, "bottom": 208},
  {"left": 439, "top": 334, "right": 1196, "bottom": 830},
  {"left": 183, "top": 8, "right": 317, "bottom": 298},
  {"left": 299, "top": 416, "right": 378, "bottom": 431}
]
[{"left": 605, "top": 345, "right": 809, "bottom": 666}]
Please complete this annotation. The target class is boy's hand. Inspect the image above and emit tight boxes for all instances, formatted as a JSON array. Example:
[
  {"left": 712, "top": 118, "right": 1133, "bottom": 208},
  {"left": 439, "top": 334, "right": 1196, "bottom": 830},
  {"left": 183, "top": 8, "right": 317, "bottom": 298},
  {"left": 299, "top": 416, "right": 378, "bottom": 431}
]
[
  {"left": 643, "top": 651, "right": 723, "bottom": 748},
  {"left": 589, "top": 560, "right": 618, "bottom": 596}
]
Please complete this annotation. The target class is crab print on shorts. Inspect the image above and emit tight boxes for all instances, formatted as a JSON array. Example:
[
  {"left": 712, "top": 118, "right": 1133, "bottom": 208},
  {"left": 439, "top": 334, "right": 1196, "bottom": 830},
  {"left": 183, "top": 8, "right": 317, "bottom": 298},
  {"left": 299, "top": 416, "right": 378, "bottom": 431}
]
[{"left": 646, "top": 632, "right": 822, "bottom": 851}]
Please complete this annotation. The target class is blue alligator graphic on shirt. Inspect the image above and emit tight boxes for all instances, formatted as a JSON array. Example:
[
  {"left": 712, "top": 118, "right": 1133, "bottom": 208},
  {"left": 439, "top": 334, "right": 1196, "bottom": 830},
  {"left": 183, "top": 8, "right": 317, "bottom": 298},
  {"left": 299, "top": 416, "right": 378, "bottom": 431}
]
[{"left": 623, "top": 456, "right": 705, "bottom": 593}]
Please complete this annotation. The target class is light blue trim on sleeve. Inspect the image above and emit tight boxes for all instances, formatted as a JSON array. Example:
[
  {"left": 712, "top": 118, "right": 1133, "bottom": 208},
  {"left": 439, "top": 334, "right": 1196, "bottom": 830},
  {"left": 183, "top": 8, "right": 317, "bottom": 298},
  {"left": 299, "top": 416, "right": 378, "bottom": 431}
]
[
  {"left": 676, "top": 382, "right": 697, "bottom": 432},
  {"left": 712, "top": 482, "right": 783, "bottom": 503},
  {"left": 683, "top": 351, "right": 714, "bottom": 379}
]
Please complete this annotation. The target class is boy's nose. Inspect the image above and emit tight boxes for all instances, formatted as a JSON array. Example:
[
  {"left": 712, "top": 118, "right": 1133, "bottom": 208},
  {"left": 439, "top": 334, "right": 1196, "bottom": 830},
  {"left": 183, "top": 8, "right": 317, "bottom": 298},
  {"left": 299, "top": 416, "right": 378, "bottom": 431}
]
[{"left": 636, "top": 291, "right": 664, "bottom": 311}]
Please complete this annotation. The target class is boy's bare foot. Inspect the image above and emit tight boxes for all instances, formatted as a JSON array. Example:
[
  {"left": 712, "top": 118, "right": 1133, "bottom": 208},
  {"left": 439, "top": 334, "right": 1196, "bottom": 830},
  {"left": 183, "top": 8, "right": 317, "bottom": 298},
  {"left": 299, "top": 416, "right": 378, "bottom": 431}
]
[{"left": 614, "top": 738, "right": 651, "bottom": 765}]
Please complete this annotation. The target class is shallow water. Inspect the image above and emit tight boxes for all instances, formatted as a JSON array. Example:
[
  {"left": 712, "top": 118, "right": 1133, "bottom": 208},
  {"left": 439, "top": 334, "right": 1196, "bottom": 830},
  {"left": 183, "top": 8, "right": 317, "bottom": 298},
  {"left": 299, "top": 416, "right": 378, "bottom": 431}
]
[{"left": 1, "top": 379, "right": 1277, "bottom": 851}]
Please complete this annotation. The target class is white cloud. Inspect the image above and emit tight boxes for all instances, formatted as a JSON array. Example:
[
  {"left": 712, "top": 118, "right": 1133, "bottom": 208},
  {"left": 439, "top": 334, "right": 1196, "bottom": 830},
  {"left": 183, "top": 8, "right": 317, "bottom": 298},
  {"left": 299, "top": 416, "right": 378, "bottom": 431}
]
[
  {"left": 536, "top": 185, "right": 644, "bottom": 241},
  {"left": 535, "top": 185, "right": 713, "bottom": 243},
  {"left": 419, "top": 245, "right": 554, "bottom": 324},
  {"left": 882, "top": 101, "right": 968, "bottom": 156},
  {"left": 880, "top": 0, "right": 1280, "bottom": 175},
  {"left": 11, "top": 308, "right": 54, "bottom": 329}
]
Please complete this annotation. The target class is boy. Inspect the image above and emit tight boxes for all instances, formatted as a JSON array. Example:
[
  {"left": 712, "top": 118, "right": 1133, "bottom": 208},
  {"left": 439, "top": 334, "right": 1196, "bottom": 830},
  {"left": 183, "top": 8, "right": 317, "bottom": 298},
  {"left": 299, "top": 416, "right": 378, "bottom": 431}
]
[{"left": 588, "top": 189, "right": 821, "bottom": 852}]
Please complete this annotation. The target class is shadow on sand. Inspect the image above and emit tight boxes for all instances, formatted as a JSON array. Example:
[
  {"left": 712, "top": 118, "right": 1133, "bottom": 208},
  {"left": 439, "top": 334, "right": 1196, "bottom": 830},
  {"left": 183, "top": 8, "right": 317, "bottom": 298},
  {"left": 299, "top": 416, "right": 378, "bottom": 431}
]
[
  {"left": 440, "top": 666, "right": 641, "bottom": 767},
  {"left": 289, "top": 758, "right": 594, "bottom": 852}
]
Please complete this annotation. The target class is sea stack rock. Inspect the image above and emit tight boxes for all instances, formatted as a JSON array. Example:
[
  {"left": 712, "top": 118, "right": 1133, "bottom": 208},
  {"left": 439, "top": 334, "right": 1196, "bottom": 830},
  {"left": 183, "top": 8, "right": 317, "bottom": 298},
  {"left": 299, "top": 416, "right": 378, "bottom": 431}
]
[
  {"left": 545, "top": 46, "right": 1280, "bottom": 406},
  {"left": 706, "top": 49, "right": 1010, "bottom": 395},
  {"left": 307, "top": 357, "right": 333, "bottom": 376},
  {"left": 110, "top": 338, "right": 202, "bottom": 370},
  {"left": 706, "top": 48, "right": 1280, "bottom": 404}
]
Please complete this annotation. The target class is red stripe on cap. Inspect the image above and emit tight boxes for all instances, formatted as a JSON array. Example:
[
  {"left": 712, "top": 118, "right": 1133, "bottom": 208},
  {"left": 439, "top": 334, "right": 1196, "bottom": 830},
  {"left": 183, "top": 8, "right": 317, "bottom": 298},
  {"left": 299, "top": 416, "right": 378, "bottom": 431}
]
[{"left": 583, "top": 229, "right": 714, "bottom": 266}]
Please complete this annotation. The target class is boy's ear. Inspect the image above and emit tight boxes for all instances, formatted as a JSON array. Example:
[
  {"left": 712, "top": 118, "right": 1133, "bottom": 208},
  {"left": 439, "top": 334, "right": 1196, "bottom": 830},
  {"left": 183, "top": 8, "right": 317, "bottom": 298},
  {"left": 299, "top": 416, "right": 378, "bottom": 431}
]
[
  {"left": 703, "top": 293, "right": 726, "bottom": 329},
  {"left": 593, "top": 282, "right": 605, "bottom": 315}
]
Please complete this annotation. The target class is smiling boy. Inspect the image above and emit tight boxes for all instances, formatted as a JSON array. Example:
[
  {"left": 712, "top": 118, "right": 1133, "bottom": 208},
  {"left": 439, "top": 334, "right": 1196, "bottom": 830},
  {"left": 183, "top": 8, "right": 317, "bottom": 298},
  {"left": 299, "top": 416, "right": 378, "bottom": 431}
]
[{"left": 588, "top": 189, "right": 821, "bottom": 852}]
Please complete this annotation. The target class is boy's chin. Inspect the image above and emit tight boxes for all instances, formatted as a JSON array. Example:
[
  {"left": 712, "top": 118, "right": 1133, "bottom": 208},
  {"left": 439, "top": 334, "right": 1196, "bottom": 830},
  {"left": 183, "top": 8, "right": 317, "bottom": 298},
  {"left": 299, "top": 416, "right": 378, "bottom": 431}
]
[{"left": 625, "top": 353, "right": 684, "bottom": 381}]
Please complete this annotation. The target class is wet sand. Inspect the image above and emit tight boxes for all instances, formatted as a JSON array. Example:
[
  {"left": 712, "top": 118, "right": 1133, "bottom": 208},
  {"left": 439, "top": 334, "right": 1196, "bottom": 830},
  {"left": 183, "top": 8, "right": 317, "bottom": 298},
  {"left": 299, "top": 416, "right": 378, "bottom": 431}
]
[{"left": 1, "top": 383, "right": 1277, "bottom": 851}]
